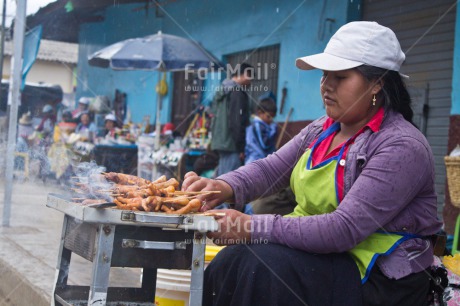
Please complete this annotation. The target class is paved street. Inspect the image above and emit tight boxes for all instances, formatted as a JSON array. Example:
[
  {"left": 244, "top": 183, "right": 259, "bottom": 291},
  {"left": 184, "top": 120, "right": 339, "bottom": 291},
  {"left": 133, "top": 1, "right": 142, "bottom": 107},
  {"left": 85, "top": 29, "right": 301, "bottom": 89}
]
[{"left": 0, "top": 179, "right": 140, "bottom": 306}]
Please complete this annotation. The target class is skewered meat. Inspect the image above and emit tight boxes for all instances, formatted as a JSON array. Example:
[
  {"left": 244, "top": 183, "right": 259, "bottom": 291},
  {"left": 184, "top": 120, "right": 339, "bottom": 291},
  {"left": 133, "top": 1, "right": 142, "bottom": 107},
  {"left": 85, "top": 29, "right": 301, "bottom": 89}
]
[
  {"left": 124, "top": 189, "right": 154, "bottom": 198},
  {"left": 151, "top": 178, "right": 179, "bottom": 190},
  {"left": 113, "top": 185, "right": 142, "bottom": 194},
  {"left": 104, "top": 172, "right": 150, "bottom": 186},
  {"left": 172, "top": 199, "right": 202, "bottom": 214},
  {"left": 116, "top": 196, "right": 143, "bottom": 209},
  {"left": 158, "top": 185, "right": 176, "bottom": 196},
  {"left": 152, "top": 175, "right": 167, "bottom": 184},
  {"left": 72, "top": 171, "right": 215, "bottom": 214}
]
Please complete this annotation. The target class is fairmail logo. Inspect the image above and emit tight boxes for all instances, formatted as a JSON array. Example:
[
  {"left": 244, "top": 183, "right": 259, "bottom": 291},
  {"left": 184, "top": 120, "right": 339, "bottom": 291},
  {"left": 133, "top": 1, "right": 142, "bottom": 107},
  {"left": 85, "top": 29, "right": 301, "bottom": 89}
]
[{"left": 184, "top": 62, "right": 275, "bottom": 81}]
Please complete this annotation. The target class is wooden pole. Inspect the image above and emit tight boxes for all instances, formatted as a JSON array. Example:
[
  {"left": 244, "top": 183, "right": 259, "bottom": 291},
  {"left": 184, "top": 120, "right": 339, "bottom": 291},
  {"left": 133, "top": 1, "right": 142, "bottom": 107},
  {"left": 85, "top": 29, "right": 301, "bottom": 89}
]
[
  {"left": 276, "top": 107, "right": 293, "bottom": 149},
  {"left": 184, "top": 113, "right": 199, "bottom": 139}
]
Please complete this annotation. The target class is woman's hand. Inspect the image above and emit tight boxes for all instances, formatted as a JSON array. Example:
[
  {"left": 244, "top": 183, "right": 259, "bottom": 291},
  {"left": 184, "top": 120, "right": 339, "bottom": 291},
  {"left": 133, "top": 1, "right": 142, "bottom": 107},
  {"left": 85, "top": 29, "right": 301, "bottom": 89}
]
[
  {"left": 207, "top": 209, "right": 251, "bottom": 245},
  {"left": 181, "top": 171, "right": 234, "bottom": 211}
]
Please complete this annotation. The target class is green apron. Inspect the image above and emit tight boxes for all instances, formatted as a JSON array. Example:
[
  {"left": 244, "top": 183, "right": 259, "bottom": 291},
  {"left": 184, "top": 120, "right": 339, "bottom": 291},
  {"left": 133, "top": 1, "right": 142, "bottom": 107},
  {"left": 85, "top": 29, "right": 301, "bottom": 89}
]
[{"left": 288, "top": 122, "right": 416, "bottom": 283}]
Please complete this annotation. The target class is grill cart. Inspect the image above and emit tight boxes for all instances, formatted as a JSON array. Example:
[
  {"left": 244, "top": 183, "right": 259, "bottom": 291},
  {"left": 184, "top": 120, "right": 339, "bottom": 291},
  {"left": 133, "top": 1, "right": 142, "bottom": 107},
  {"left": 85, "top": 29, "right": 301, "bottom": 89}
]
[{"left": 47, "top": 193, "right": 218, "bottom": 306}]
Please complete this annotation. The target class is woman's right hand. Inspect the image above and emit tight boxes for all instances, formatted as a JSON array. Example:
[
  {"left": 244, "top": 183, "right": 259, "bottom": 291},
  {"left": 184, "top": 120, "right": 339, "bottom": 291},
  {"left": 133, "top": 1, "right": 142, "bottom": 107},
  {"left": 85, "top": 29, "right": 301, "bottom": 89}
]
[{"left": 181, "top": 171, "right": 234, "bottom": 211}]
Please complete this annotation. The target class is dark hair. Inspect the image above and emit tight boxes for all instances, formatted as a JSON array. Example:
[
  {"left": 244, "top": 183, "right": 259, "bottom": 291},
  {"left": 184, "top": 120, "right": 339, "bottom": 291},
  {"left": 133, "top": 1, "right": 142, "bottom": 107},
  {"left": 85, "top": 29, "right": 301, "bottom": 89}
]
[
  {"left": 257, "top": 98, "right": 277, "bottom": 115},
  {"left": 231, "top": 62, "right": 254, "bottom": 77},
  {"left": 355, "top": 65, "right": 413, "bottom": 124},
  {"left": 79, "top": 111, "right": 93, "bottom": 122},
  {"left": 62, "top": 110, "right": 72, "bottom": 118}
]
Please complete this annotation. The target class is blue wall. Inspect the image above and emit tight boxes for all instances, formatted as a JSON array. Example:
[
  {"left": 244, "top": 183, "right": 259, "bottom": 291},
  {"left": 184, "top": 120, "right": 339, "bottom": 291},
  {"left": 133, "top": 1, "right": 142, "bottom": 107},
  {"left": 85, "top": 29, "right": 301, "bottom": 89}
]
[
  {"left": 452, "top": 4, "right": 460, "bottom": 115},
  {"left": 76, "top": 0, "right": 359, "bottom": 124}
]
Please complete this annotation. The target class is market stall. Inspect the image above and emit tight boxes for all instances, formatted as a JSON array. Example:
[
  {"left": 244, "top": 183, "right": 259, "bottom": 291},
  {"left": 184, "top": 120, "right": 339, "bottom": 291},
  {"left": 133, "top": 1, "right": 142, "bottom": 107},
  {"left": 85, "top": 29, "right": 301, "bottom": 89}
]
[
  {"left": 91, "top": 143, "right": 138, "bottom": 174},
  {"left": 87, "top": 31, "right": 220, "bottom": 178}
]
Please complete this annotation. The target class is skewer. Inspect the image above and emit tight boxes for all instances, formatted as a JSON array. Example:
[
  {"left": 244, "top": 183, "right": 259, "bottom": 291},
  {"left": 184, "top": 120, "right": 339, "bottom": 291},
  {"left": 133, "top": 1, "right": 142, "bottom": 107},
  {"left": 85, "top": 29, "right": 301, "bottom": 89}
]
[
  {"left": 161, "top": 195, "right": 198, "bottom": 204},
  {"left": 201, "top": 212, "right": 226, "bottom": 217},
  {"left": 99, "top": 187, "right": 142, "bottom": 192},
  {"left": 173, "top": 191, "right": 221, "bottom": 195}
]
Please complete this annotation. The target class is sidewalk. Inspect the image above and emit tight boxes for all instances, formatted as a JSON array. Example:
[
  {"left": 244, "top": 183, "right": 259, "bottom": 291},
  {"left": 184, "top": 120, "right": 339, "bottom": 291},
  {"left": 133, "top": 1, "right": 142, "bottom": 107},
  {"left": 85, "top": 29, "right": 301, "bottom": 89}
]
[{"left": 0, "top": 179, "right": 140, "bottom": 306}]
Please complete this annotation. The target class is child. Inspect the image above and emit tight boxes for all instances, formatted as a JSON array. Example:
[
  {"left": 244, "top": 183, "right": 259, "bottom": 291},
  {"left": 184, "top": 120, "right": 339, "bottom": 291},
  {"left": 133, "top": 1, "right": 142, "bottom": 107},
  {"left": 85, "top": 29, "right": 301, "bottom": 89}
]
[{"left": 244, "top": 94, "right": 278, "bottom": 164}]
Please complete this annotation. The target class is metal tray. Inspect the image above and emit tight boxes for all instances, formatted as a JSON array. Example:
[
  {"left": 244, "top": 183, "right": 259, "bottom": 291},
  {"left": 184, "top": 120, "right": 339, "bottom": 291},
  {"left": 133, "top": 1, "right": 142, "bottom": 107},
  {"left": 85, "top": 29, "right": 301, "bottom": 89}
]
[{"left": 47, "top": 193, "right": 218, "bottom": 231}]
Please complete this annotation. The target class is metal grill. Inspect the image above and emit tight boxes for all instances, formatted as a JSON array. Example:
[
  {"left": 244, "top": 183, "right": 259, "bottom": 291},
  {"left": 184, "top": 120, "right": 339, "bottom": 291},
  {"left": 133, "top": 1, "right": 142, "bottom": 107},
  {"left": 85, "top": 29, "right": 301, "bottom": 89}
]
[{"left": 47, "top": 193, "right": 218, "bottom": 306}]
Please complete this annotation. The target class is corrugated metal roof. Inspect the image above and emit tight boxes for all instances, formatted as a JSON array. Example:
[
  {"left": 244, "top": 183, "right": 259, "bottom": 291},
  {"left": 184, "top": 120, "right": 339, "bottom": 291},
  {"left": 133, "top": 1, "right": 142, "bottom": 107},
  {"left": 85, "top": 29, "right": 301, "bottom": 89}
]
[
  {"left": 4, "top": 39, "right": 78, "bottom": 64},
  {"left": 25, "top": 0, "right": 150, "bottom": 43}
]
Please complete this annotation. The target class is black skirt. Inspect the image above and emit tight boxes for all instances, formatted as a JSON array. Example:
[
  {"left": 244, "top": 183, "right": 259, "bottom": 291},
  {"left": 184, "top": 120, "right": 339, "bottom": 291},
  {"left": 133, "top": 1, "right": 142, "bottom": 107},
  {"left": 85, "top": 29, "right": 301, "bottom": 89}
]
[
  {"left": 203, "top": 243, "right": 362, "bottom": 306},
  {"left": 203, "top": 243, "right": 430, "bottom": 306}
]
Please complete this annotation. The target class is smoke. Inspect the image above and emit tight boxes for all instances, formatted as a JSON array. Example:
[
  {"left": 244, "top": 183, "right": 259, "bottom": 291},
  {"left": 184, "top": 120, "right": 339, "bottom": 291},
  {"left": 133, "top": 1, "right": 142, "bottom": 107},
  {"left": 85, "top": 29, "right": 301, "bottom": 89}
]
[
  {"left": 0, "top": 133, "right": 54, "bottom": 183},
  {"left": 0, "top": 127, "right": 115, "bottom": 204},
  {"left": 70, "top": 161, "right": 114, "bottom": 202}
]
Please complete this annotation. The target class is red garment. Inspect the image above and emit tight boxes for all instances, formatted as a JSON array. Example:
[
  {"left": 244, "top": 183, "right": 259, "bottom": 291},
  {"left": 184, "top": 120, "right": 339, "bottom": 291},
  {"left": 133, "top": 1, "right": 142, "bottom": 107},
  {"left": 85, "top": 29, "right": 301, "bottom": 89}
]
[
  {"left": 310, "top": 107, "right": 384, "bottom": 201},
  {"left": 36, "top": 114, "right": 56, "bottom": 132}
]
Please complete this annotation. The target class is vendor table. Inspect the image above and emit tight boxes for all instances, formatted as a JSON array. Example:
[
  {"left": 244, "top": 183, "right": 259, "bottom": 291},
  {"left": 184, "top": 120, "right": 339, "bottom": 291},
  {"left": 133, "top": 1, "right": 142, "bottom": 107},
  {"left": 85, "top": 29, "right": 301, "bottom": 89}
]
[
  {"left": 91, "top": 144, "right": 138, "bottom": 174},
  {"left": 47, "top": 194, "right": 218, "bottom": 306}
]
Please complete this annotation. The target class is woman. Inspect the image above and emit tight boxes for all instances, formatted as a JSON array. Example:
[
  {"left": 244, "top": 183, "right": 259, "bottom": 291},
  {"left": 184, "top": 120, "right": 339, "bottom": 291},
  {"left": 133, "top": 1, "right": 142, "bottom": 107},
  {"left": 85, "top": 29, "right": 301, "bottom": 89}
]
[
  {"left": 15, "top": 112, "right": 34, "bottom": 172},
  {"left": 103, "top": 113, "right": 118, "bottom": 138},
  {"left": 36, "top": 104, "right": 56, "bottom": 137},
  {"left": 75, "top": 112, "right": 97, "bottom": 142},
  {"left": 54, "top": 110, "right": 77, "bottom": 143},
  {"left": 182, "top": 21, "right": 441, "bottom": 306}
]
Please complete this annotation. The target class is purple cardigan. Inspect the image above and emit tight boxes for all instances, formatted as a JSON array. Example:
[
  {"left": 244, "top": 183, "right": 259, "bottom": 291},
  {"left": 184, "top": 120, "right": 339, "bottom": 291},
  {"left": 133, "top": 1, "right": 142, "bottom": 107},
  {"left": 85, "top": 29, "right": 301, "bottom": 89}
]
[{"left": 218, "top": 110, "right": 442, "bottom": 279}]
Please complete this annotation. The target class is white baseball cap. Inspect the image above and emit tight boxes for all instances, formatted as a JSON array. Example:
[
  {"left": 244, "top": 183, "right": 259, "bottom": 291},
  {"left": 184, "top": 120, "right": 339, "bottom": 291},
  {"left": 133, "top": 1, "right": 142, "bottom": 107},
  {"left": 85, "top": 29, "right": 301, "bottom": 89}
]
[
  {"left": 79, "top": 97, "right": 90, "bottom": 105},
  {"left": 42, "top": 104, "right": 53, "bottom": 113},
  {"left": 105, "top": 113, "right": 116, "bottom": 122},
  {"left": 296, "top": 21, "right": 406, "bottom": 73}
]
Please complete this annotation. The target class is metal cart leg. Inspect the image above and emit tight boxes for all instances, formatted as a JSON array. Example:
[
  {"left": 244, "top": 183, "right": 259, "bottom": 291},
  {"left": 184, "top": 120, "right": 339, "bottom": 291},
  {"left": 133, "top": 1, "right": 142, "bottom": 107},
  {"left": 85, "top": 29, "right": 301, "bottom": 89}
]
[
  {"left": 89, "top": 224, "right": 116, "bottom": 306},
  {"left": 189, "top": 231, "right": 206, "bottom": 306},
  {"left": 141, "top": 268, "right": 157, "bottom": 301},
  {"left": 52, "top": 215, "right": 72, "bottom": 306}
]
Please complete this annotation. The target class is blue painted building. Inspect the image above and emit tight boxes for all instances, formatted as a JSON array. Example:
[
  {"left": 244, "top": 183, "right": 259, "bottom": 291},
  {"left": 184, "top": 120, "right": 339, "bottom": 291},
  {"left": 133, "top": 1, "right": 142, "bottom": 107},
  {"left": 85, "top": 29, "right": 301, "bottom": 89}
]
[
  {"left": 27, "top": 0, "right": 460, "bottom": 232},
  {"left": 75, "top": 0, "right": 358, "bottom": 125}
]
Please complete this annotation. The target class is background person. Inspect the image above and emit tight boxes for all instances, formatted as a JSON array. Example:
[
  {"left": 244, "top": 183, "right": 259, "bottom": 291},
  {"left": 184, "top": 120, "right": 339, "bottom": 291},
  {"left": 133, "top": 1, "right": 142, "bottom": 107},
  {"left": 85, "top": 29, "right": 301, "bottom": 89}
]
[
  {"left": 32, "top": 105, "right": 56, "bottom": 182},
  {"left": 103, "top": 113, "right": 118, "bottom": 138},
  {"left": 243, "top": 93, "right": 286, "bottom": 215},
  {"left": 75, "top": 112, "right": 97, "bottom": 142},
  {"left": 15, "top": 112, "right": 34, "bottom": 172},
  {"left": 36, "top": 104, "right": 56, "bottom": 137},
  {"left": 54, "top": 110, "right": 77, "bottom": 144},
  {"left": 48, "top": 110, "right": 77, "bottom": 185},
  {"left": 244, "top": 92, "right": 278, "bottom": 165},
  {"left": 210, "top": 62, "right": 252, "bottom": 176},
  {"left": 72, "top": 97, "right": 90, "bottom": 120},
  {"left": 182, "top": 21, "right": 441, "bottom": 306}
]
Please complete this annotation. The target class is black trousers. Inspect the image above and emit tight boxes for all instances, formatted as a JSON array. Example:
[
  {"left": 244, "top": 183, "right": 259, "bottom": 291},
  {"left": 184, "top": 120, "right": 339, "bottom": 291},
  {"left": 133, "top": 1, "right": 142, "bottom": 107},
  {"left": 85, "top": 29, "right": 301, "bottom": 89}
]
[
  {"left": 362, "top": 265, "right": 430, "bottom": 306},
  {"left": 203, "top": 244, "right": 430, "bottom": 306}
]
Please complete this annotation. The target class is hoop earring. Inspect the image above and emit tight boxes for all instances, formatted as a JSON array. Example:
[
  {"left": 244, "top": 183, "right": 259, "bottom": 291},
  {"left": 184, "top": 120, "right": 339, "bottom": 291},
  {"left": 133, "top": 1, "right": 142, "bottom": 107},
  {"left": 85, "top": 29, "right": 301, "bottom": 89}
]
[{"left": 372, "top": 95, "right": 376, "bottom": 106}]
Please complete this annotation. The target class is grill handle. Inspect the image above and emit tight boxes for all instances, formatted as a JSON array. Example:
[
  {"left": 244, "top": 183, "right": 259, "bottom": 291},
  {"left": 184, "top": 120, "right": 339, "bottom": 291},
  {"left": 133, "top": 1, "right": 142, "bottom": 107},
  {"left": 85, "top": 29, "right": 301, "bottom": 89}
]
[
  {"left": 122, "top": 239, "right": 187, "bottom": 250},
  {"left": 121, "top": 211, "right": 192, "bottom": 224}
]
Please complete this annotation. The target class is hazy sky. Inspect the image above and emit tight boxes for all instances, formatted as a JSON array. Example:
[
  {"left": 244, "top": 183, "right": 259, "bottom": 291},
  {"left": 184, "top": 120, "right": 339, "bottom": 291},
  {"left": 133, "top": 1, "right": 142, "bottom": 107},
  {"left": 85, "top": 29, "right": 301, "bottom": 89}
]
[{"left": 0, "top": 0, "right": 55, "bottom": 27}]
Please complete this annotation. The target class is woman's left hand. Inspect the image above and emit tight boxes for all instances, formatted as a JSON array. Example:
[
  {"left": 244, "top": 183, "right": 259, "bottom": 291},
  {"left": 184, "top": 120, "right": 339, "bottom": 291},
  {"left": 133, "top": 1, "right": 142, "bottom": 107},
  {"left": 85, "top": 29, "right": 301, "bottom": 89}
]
[{"left": 207, "top": 209, "right": 251, "bottom": 245}]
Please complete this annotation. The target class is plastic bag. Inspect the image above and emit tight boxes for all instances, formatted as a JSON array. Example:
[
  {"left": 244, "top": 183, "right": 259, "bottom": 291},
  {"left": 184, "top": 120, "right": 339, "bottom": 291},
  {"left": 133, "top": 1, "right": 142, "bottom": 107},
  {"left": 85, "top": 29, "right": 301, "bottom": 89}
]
[
  {"left": 449, "top": 145, "right": 460, "bottom": 157},
  {"left": 443, "top": 254, "right": 460, "bottom": 276}
]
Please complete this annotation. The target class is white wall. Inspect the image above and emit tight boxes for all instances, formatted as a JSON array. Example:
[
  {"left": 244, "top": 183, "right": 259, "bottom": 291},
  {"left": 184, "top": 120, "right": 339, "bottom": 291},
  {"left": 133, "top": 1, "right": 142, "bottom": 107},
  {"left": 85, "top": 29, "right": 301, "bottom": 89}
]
[{"left": 2, "top": 57, "right": 75, "bottom": 93}]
